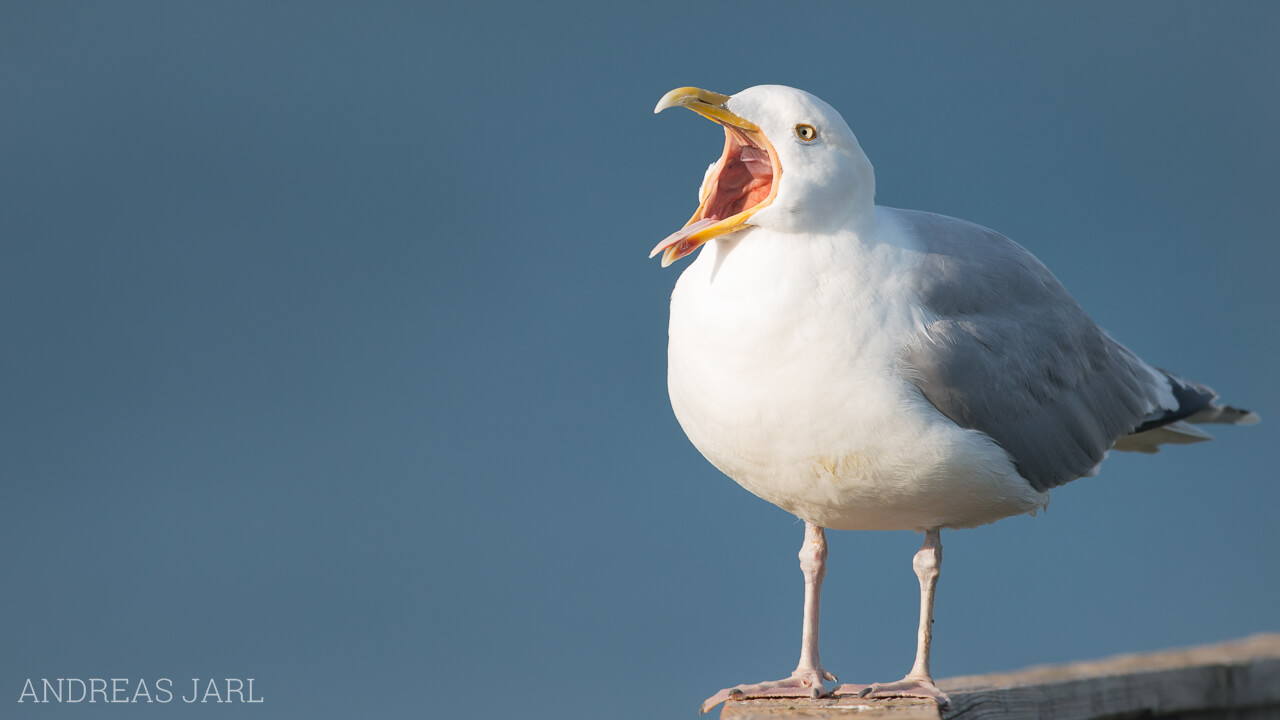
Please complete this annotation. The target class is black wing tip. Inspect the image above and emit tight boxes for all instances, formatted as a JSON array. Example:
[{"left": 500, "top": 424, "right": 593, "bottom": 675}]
[
  {"left": 1213, "top": 405, "right": 1260, "bottom": 426},
  {"left": 1131, "top": 371, "right": 1216, "bottom": 435}
]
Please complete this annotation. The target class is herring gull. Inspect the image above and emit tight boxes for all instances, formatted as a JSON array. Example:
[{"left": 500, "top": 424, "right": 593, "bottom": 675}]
[{"left": 649, "top": 85, "right": 1258, "bottom": 713}]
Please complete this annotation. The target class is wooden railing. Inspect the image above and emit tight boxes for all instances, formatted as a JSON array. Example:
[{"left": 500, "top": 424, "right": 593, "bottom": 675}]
[{"left": 719, "top": 633, "right": 1280, "bottom": 719}]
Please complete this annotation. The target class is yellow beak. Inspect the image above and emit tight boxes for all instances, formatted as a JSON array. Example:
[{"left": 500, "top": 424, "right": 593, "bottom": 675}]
[
  {"left": 650, "top": 87, "right": 780, "bottom": 267},
  {"left": 653, "top": 87, "right": 759, "bottom": 132}
]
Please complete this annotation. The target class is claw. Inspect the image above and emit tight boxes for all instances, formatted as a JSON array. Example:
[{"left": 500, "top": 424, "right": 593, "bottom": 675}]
[
  {"left": 848, "top": 678, "right": 951, "bottom": 709},
  {"left": 700, "top": 670, "right": 836, "bottom": 714}
]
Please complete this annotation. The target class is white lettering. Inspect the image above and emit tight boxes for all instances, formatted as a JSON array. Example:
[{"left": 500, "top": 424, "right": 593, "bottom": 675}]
[
  {"left": 132, "top": 678, "right": 152, "bottom": 703},
  {"left": 89, "top": 678, "right": 107, "bottom": 703},
  {"left": 17, "top": 679, "right": 38, "bottom": 703},
  {"left": 42, "top": 679, "right": 62, "bottom": 703},
  {"left": 17, "top": 676, "right": 262, "bottom": 704},
  {"left": 201, "top": 678, "right": 223, "bottom": 703}
]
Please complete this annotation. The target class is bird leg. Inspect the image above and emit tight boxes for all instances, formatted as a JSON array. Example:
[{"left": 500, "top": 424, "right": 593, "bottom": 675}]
[
  {"left": 699, "top": 522, "right": 838, "bottom": 714},
  {"left": 835, "top": 528, "right": 951, "bottom": 708}
]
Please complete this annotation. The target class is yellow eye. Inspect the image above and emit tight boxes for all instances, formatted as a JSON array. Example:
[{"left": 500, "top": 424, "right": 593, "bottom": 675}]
[{"left": 795, "top": 124, "right": 818, "bottom": 141}]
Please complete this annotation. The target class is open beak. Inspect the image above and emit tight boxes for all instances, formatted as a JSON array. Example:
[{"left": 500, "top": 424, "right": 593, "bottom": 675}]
[{"left": 650, "top": 87, "right": 781, "bottom": 267}]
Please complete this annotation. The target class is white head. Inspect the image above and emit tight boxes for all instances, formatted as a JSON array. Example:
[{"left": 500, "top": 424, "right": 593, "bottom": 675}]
[{"left": 651, "top": 85, "right": 875, "bottom": 266}]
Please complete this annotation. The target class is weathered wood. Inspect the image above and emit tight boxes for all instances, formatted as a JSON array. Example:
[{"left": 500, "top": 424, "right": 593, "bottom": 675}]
[{"left": 720, "top": 634, "right": 1280, "bottom": 720}]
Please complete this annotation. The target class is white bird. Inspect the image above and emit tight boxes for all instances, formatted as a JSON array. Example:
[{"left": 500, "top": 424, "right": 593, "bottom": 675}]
[{"left": 649, "top": 85, "right": 1257, "bottom": 714}]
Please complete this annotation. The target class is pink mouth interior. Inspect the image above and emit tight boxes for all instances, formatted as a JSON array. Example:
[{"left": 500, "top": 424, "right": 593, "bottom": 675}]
[
  {"left": 651, "top": 127, "right": 776, "bottom": 262},
  {"left": 701, "top": 128, "right": 775, "bottom": 222}
]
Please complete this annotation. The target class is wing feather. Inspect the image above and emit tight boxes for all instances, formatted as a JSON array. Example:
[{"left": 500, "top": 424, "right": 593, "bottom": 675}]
[{"left": 892, "top": 209, "right": 1164, "bottom": 492}]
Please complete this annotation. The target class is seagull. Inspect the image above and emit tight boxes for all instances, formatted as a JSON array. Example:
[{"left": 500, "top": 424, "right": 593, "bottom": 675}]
[{"left": 649, "top": 85, "right": 1257, "bottom": 714}]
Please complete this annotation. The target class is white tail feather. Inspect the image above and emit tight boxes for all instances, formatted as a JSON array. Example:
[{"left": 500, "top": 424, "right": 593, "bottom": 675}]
[{"left": 1113, "top": 421, "right": 1214, "bottom": 454}]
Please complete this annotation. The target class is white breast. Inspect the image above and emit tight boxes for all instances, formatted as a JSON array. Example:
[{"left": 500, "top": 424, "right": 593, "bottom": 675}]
[{"left": 666, "top": 216, "right": 1047, "bottom": 531}]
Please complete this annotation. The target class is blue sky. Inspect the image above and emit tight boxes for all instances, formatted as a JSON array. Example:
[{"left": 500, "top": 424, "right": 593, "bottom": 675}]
[{"left": 2, "top": 2, "right": 1276, "bottom": 718}]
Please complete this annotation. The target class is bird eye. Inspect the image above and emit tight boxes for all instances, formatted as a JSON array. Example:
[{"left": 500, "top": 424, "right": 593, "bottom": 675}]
[{"left": 795, "top": 124, "right": 818, "bottom": 142}]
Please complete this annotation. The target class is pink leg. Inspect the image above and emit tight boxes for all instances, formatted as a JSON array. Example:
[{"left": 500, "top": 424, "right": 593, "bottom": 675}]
[
  {"left": 700, "top": 522, "right": 838, "bottom": 714},
  {"left": 834, "top": 528, "right": 951, "bottom": 708}
]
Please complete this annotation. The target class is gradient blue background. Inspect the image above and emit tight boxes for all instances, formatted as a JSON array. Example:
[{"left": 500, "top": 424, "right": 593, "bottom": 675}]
[{"left": 3, "top": 2, "right": 1276, "bottom": 718}]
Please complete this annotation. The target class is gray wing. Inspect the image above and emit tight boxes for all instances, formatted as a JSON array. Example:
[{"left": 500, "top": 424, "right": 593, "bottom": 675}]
[{"left": 891, "top": 208, "right": 1167, "bottom": 492}]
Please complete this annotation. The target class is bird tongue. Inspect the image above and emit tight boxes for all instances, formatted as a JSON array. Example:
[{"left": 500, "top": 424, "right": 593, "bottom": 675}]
[
  {"left": 650, "top": 217, "right": 719, "bottom": 262},
  {"left": 650, "top": 127, "right": 777, "bottom": 266},
  {"left": 738, "top": 145, "right": 771, "bottom": 174}
]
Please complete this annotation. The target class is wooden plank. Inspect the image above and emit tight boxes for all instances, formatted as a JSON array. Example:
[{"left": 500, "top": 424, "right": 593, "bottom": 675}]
[
  {"left": 720, "top": 633, "right": 1280, "bottom": 720},
  {"left": 719, "top": 695, "right": 940, "bottom": 720}
]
